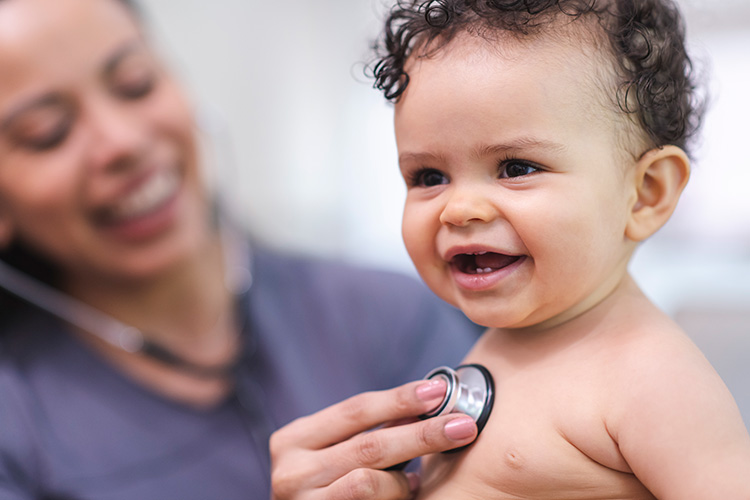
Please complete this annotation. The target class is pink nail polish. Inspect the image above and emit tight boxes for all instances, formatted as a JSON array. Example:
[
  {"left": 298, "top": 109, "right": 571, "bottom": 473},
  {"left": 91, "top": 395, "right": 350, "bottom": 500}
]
[
  {"left": 406, "top": 472, "right": 420, "bottom": 492},
  {"left": 416, "top": 379, "right": 447, "bottom": 401},
  {"left": 444, "top": 416, "right": 476, "bottom": 441}
]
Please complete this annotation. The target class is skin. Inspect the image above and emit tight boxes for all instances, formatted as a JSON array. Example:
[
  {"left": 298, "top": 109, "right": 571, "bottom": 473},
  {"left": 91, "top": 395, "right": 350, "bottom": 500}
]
[
  {"left": 270, "top": 380, "right": 479, "bottom": 500},
  {"left": 0, "top": 0, "right": 236, "bottom": 406},
  {"left": 397, "top": 30, "right": 637, "bottom": 333},
  {"left": 0, "top": 0, "right": 207, "bottom": 282},
  {"left": 0, "top": 2, "right": 479, "bottom": 493},
  {"left": 393, "top": 30, "right": 750, "bottom": 499}
]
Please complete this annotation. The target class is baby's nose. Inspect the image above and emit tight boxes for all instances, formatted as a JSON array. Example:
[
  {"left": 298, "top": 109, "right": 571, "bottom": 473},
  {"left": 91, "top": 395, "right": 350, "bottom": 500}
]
[{"left": 439, "top": 186, "right": 498, "bottom": 227}]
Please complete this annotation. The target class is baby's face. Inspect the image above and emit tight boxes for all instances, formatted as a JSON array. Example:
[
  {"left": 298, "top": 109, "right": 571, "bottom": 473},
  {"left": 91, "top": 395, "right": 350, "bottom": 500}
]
[{"left": 395, "top": 31, "right": 639, "bottom": 330}]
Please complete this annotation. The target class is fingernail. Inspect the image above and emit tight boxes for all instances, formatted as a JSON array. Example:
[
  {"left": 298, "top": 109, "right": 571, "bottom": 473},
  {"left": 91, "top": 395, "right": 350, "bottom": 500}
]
[
  {"left": 416, "top": 379, "right": 447, "bottom": 401},
  {"left": 444, "top": 416, "right": 476, "bottom": 441},
  {"left": 406, "top": 472, "right": 420, "bottom": 493}
]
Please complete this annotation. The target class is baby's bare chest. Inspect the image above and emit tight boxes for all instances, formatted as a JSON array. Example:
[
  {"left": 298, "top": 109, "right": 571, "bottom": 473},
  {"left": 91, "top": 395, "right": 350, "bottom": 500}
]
[
  {"left": 419, "top": 436, "right": 655, "bottom": 500},
  {"left": 417, "top": 354, "right": 655, "bottom": 499}
]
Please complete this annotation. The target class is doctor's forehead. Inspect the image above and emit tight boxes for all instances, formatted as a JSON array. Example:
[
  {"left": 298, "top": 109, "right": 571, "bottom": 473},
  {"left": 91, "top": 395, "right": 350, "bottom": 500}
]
[
  {"left": 0, "top": 0, "right": 140, "bottom": 45},
  {"left": 0, "top": 0, "right": 143, "bottom": 76}
]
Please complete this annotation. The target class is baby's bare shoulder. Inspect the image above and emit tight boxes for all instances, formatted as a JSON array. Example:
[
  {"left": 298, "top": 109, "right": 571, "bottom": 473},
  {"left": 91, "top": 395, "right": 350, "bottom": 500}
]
[
  {"left": 600, "top": 312, "right": 750, "bottom": 498},
  {"left": 594, "top": 309, "right": 728, "bottom": 431},
  {"left": 604, "top": 310, "right": 718, "bottom": 396}
]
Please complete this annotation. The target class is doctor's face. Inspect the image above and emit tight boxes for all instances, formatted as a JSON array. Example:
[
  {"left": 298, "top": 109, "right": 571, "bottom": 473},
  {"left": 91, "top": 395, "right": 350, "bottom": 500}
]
[{"left": 0, "top": 0, "right": 210, "bottom": 283}]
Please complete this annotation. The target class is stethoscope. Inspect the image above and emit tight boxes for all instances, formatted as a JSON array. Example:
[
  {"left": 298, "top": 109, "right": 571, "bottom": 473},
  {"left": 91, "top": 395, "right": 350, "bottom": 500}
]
[
  {"left": 0, "top": 228, "right": 278, "bottom": 493},
  {"left": 0, "top": 241, "right": 496, "bottom": 476},
  {"left": 0, "top": 224, "right": 253, "bottom": 378},
  {"left": 388, "top": 363, "right": 494, "bottom": 470},
  {"left": 421, "top": 364, "right": 495, "bottom": 440}
]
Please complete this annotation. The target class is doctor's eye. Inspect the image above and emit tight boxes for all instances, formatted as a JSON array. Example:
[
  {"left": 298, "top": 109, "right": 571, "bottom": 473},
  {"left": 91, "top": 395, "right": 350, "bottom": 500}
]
[
  {"left": 409, "top": 168, "right": 448, "bottom": 187},
  {"left": 8, "top": 108, "right": 73, "bottom": 152},
  {"left": 115, "top": 74, "right": 156, "bottom": 100},
  {"left": 21, "top": 123, "right": 71, "bottom": 151},
  {"left": 112, "top": 66, "right": 157, "bottom": 100},
  {"left": 499, "top": 160, "right": 540, "bottom": 179},
  {"left": 108, "top": 50, "right": 159, "bottom": 101}
]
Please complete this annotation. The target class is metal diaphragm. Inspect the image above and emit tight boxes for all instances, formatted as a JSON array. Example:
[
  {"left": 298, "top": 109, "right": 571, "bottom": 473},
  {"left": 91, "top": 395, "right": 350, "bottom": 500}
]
[
  {"left": 385, "top": 363, "right": 496, "bottom": 470},
  {"left": 420, "top": 364, "right": 495, "bottom": 442}
]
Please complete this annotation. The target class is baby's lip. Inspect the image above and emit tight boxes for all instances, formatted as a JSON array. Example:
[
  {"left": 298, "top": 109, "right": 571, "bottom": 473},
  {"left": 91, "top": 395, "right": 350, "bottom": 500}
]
[
  {"left": 444, "top": 245, "right": 524, "bottom": 275},
  {"left": 443, "top": 245, "right": 517, "bottom": 262}
]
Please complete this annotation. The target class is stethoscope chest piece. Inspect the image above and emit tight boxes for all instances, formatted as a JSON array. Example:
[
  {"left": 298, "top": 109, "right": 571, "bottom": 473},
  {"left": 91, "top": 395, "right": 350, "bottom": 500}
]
[
  {"left": 420, "top": 364, "right": 495, "bottom": 438},
  {"left": 385, "top": 363, "right": 496, "bottom": 470}
]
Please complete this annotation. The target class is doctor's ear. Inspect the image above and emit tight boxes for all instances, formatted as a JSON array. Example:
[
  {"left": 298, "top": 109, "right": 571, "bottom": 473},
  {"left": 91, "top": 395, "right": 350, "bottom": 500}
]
[{"left": 625, "top": 145, "right": 690, "bottom": 242}]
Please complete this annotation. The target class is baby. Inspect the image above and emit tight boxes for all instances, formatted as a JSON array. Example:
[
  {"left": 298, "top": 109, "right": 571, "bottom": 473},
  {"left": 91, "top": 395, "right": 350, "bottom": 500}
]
[{"left": 370, "top": 0, "right": 750, "bottom": 498}]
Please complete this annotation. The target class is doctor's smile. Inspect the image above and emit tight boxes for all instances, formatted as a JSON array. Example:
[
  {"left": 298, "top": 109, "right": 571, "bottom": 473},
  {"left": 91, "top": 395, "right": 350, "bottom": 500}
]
[{"left": 93, "top": 165, "right": 184, "bottom": 242}]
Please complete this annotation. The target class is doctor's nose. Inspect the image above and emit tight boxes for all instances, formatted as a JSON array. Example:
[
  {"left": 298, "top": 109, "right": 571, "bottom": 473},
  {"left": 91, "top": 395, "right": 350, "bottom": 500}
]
[
  {"left": 84, "top": 101, "right": 149, "bottom": 172},
  {"left": 439, "top": 187, "right": 498, "bottom": 227}
]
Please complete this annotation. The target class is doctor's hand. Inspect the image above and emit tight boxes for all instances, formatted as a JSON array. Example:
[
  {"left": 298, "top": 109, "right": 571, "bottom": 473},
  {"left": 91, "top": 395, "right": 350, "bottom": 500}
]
[{"left": 269, "top": 379, "right": 478, "bottom": 500}]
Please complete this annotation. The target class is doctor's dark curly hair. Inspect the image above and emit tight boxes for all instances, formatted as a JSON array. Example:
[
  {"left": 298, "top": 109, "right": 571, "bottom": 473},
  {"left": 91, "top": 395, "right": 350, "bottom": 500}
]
[{"left": 370, "top": 0, "right": 704, "bottom": 157}]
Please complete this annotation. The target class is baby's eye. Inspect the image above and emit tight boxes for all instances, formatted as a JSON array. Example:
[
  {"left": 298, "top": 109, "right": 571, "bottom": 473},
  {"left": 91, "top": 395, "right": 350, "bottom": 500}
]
[
  {"left": 410, "top": 168, "right": 448, "bottom": 187},
  {"left": 499, "top": 160, "right": 539, "bottom": 178}
]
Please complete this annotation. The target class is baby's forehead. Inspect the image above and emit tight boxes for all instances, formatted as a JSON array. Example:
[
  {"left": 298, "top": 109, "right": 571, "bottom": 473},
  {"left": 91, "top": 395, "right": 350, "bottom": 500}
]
[
  {"left": 412, "top": 23, "right": 618, "bottom": 105},
  {"left": 416, "top": 16, "right": 613, "bottom": 74},
  {"left": 404, "top": 23, "right": 643, "bottom": 162}
]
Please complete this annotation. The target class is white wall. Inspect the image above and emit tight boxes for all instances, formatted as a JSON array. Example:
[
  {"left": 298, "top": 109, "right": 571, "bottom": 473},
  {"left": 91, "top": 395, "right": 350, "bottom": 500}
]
[
  {"left": 141, "top": 0, "right": 750, "bottom": 421},
  {"left": 142, "top": 0, "right": 750, "bottom": 266},
  {"left": 142, "top": 0, "right": 405, "bottom": 265}
]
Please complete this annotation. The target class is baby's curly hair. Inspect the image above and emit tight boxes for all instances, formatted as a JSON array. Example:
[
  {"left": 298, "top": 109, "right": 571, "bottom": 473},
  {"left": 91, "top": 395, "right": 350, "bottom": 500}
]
[{"left": 370, "top": 0, "right": 704, "bottom": 158}]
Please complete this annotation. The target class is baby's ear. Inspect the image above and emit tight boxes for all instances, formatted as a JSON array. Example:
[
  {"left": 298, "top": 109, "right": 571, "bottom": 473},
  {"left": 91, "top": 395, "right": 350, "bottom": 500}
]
[{"left": 625, "top": 145, "right": 690, "bottom": 242}]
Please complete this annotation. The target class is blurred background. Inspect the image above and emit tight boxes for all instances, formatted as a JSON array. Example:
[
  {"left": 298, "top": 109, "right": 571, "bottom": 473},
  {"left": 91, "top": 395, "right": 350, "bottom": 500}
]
[{"left": 141, "top": 0, "right": 749, "bottom": 423}]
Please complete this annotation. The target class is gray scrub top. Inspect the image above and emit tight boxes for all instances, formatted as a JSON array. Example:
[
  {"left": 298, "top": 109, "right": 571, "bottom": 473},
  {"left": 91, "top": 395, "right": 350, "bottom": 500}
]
[{"left": 0, "top": 245, "right": 480, "bottom": 500}]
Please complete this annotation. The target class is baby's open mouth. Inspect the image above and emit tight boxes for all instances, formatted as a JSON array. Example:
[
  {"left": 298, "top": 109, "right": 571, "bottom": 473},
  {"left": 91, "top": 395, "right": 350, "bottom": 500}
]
[{"left": 452, "top": 252, "right": 521, "bottom": 275}]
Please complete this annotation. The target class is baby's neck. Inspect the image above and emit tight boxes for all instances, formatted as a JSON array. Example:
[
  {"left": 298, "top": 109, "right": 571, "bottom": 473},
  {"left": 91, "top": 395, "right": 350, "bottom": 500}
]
[{"left": 481, "top": 274, "right": 657, "bottom": 357}]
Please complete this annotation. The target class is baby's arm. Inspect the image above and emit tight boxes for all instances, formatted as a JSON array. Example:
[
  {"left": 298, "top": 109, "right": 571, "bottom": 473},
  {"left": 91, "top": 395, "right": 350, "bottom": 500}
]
[{"left": 609, "top": 331, "right": 750, "bottom": 499}]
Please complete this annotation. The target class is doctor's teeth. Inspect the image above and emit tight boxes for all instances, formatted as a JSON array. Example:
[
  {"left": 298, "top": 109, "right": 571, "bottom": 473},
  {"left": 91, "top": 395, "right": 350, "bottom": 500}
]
[{"left": 112, "top": 170, "right": 178, "bottom": 219}]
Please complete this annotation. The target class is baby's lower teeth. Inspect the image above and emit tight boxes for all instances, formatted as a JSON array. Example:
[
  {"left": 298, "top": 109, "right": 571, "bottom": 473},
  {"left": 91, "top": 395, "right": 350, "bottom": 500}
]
[{"left": 475, "top": 267, "right": 494, "bottom": 274}]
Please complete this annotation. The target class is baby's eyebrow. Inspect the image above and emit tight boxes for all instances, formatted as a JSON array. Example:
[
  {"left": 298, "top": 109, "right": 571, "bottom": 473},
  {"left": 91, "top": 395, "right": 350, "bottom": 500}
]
[
  {"left": 398, "top": 151, "right": 448, "bottom": 167},
  {"left": 473, "top": 138, "right": 567, "bottom": 159},
  {"left": 398, "top": 138, "right": 567, "bottom": 167}
]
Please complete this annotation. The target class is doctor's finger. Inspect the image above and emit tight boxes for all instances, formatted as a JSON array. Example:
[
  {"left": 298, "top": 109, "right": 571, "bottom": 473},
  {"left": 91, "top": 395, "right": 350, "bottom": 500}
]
[
  {"left": 271, "top": 457, "right": 417, "bottom": 500},
  {"left": 314, "top": 414, "right": 477, "bottom": 484},
  {"left": 320, "top": 469, "right": 418, "bottom": 500},
  {"left": 272, "top": 379, "right": 447, "bottom": 451}
]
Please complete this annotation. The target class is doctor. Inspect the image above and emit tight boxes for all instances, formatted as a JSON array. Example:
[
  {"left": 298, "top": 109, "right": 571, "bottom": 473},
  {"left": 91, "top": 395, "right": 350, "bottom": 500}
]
[{"left": 0, "top": 0, "right": 479, "bottom": 498}]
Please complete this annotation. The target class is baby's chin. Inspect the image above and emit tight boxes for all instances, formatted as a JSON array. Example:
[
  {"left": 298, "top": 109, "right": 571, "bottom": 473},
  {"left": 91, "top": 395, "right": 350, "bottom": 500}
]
[
  {"left": 425, "top": 280, "right": 551, "bottom": 330},
  {"left": 459, "top": 303, "right": 552, "bottom": 332},
  {"left": 451, "top": 303, "right": 519, "bottom": 330}
]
